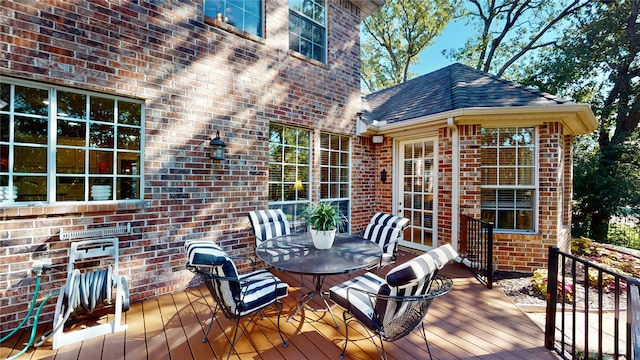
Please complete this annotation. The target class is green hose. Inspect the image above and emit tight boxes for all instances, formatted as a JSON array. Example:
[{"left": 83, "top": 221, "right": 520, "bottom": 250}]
[
  {"left": 5, "top": 291, "right": 58, "bottom": 360},
  {"left": 0, "top": 274, "right": 41, "bottom": 344},
  {"left": 1, "top": 271, "right": 58, "bottom": 360}
]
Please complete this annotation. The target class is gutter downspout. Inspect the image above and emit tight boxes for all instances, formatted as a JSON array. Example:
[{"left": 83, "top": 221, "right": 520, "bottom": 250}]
[{"left": 447, "top": 117, "right": 459, "bottom": 251}]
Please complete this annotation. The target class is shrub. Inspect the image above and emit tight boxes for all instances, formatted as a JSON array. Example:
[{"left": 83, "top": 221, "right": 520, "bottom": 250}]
[{"left": 532, "top": 269, "right": 574, "bottom": 302}]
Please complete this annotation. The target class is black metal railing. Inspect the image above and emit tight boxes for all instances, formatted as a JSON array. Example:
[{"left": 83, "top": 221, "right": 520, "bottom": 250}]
[
  {"left": 459, "top": 214, "right": 494, "bottom": 289},
  {"left": 545, "top": 246, "right": 640, "bottom": 359}
]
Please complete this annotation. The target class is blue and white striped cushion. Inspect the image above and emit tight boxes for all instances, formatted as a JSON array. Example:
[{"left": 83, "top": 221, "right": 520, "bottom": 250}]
[
  {"left": 248, "top": 209, "right": 291, "bottom": 246},
  {"left": 427, "top": 243, "right": 459, "bottom": 269},
  {"left": 185, "top": 241, "right": 288, "bottom": 316},
  {"left": 329, "top": 272, "right": 385, "bottom": 330},
  {"left": 364, "top": 223, "right": 402, "bottom": 258},
  {"left": 370, "top": 213, "right": 410, "bottom": 229}
]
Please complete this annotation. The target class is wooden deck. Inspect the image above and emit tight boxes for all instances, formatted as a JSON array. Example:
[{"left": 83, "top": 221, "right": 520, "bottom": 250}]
[{"left": 2, "top": 250, "right": 560, "bottom": 359}]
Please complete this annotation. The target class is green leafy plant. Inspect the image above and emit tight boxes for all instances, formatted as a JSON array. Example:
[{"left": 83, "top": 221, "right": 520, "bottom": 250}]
[
  {"left": 531, "top": 269, "right": 574, "bottom": 302},
  {"left": 302, "top": 202, "right": 347, "bottom": 232}
]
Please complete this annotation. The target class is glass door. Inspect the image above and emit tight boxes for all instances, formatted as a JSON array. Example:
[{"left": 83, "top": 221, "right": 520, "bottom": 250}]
[{"left": 398, "top": 139, "right": 436, "bottom": 250}]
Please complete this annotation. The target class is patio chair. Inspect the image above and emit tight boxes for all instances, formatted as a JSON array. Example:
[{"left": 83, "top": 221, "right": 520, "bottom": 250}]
[
  {"left": 248, "top": 209, "right": 291, "bottom": 247},
  {"left": 362, "top": 213, "right": 410, "bottom": 271},
  {"left": 185, "top": 240, "right": 289, "bottom": 360},
  {"left": 329, "top": 243, "right": 458, "bottom": 360}
]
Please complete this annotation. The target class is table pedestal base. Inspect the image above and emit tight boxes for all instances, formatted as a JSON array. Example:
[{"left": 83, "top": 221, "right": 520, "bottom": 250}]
[{"left": 287, "top": 274, "right": 340, "bottom": 329}]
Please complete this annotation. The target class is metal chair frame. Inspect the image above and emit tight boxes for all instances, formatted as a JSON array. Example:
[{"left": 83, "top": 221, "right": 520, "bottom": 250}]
[
  {"left": 339, "top": 275, "right": 453, "bottom": 360},
  {"left": 188, "top": 255, "right": 289, "bottom": 360}
]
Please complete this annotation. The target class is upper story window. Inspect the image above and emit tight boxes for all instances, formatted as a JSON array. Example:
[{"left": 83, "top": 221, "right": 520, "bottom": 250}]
[
  {"left": 480, "top": 127, "right": 536, "bottom": 231},
  {"left": 289, "top": 0, "right": 326, "bottom": 63},
  {"left": 204, "top": 0, "right": 264, "bottom": 38},
  {"left": 0, "top": 78, "right": 143, "bottom": 205}
]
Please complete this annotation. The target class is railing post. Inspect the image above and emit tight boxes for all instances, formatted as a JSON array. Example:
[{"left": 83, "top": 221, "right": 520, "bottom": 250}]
[
  {"left": 486, "top": 223, "right": 494, "bottom": 289},
  {"left": 629, "top": 277, "right": 640, "bottom": 359},
  {"left": 545, "top": 246, "right": 559, "bottom": 350}
]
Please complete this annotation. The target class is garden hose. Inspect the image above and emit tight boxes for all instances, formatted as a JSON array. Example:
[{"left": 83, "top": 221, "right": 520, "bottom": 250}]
[
  {"left": 1, "top": 268, "right": 58, "bottom": 360},
  {"left": 35, "top": 265, "right": 119, "bottom": 347}
]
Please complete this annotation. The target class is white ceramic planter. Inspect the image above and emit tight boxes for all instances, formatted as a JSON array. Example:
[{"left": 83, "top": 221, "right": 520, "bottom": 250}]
[
  {"left": 0, "top": 186, "right": 17, "bottom": 203},
  {"left": 311, "top": 228, "right": 336, "bottom": 249},
  {"left": 91, "top": 185, "right": 111, "bottom": 200}
]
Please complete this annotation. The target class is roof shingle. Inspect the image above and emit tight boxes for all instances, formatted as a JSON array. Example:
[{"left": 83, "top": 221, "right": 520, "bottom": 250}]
[{"left": 362, "top": 63, "right": 571, "bottom": 124}]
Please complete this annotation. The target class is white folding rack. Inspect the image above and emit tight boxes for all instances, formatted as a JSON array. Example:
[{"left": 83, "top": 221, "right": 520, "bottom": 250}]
[{"left": 52, "top": 225, "right": 131, "bottom": 349}]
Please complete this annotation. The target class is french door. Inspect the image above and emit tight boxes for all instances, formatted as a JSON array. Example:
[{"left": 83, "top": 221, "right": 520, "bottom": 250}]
[{"left": 397, "top": 139, "right": 437, "bottom": 251}]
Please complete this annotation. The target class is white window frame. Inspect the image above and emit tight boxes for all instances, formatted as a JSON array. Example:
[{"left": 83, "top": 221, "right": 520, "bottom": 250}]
[
  {"left": 480, "top": 127, "right": 538, "bottom": 232},
  {"left": 319, "top": 132, "right": 351, "bottom": 232},
  {"left": 288, "top": 0, "right": 327, "bottom": 63},
  {"left": 0, "top": 77, "right": 144, "bottom": 205}
]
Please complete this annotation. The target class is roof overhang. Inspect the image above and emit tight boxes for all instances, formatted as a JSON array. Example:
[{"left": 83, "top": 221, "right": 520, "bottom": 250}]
[
  {"left": 353, "top": 0, "right": 385, "bottom": 21},
  {"left": 358, "top": 104, "right": 598, "bottom": 138}
]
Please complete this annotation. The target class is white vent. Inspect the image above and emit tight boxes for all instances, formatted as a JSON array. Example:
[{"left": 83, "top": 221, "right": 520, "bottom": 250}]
[{"left": 60, "top": 223, "right": 132, "bottom": 241}]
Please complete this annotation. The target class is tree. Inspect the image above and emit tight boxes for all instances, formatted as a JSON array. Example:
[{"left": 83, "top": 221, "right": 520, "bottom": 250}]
[
  {"left": 528, "top": 0, "right": 640, "bottom": 241},
  {"left": 360, "top": 0, "right": 459, "bottom": 92},
  {"left": 449, "top": 0, "right": 591, "bottom": 78}
]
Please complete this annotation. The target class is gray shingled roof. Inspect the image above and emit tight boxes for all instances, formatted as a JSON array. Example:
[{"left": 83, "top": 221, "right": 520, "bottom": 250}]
[{"left": 361, "top": 63, "right": 571, "bottom": 124}]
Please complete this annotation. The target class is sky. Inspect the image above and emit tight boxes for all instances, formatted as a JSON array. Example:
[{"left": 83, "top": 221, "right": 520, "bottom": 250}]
[{"left": 410, "top": 19, "right": 469, "bottom": 76}]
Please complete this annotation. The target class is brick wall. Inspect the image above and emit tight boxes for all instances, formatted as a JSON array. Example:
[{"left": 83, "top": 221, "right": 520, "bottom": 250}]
[
  {"left": 439, "top": 122, "right": 572, "bottom": 272},
  {"left": 0, "top": 0, "right": 368, "bottom": 335}
]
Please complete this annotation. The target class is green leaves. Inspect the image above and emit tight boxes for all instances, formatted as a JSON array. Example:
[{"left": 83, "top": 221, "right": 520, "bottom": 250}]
[
  {"left": 301, "top": 201, "right": 347, "bottom": 232},
  {"left": 360, "top": 0, "right": 460, "bottom": 91}
]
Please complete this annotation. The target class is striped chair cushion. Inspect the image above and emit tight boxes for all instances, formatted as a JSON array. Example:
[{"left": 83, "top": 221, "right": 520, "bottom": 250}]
[
  {"left": 329, "top": 249, "right": 441, "bottom": 331},
  {"left": 363, "top": 213, "right": 409, "bottom": 263},
  {"left": 427, "top": 243, "right": 459, "bottom": 269},
  {"left": 369, "top": 212, "right": 410, "bottom": 229},
  {"left": 185, "top": 241, "right": 288, "bottom": 316},
  {"left": 363, "top": 223, "right": 402, "bottom": 259},
  {"left": 329, "top": 272, "right": 385, "bottom": 330},
  {"left": 248, "top": 209, "right": 291, "bottom": 246}
]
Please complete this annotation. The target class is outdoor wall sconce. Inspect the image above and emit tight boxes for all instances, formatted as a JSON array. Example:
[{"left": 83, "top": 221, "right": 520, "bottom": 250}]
[
  {"left": 380, "top": 169, "right": 387, "bottom": 183},
  {"left": 372, "top": 135, "right": 384, "bottom": 144},
  {"left": 210, "top": 130, "right": 227, "bottom": 161}
]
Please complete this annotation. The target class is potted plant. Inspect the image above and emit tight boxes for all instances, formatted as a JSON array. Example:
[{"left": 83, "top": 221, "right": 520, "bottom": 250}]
[{"left": 302, "top": 201, "right": 347, "bottom": 249}]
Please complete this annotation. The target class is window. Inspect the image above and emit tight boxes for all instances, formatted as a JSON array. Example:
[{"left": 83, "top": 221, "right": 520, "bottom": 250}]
[
  {"left": 480, "top": 127, "right": 536, "bottom": 231},
  {"left": 204, "top": 0, "right": 264, "bottom": 37},
  {"left": 269, "top": 124, "right": 310, "bottom": 230},
  {"left": 0, "top": 79, "right": 143, "bottom": 204},
  {"left": 289, "top": 0, "right": 326, "bottom": 63},
  {"left": 320, "top": 132, "right": 350, "bottom": 231}
]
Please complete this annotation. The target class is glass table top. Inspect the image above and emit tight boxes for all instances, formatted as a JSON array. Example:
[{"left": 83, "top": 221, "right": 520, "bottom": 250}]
[{"left": 255, "top": 232, "right": 382, "bottom": 275}]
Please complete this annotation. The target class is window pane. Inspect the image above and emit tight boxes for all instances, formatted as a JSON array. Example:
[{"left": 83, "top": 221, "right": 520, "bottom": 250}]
[
  {"left": 90, "top": 123, "right": 114, "bottom": 148},
  {"left": 90, "top": 150, "right": 113, "bottom": 174},
  {"left": 14, "top": 86, "right": 48, "bottom": 116},
  {"left": 15, "top": 146, "right": 47, "bottom": 173},
  {"left": 57, "top": 148, "right": 85, "bottom": 174},
  {"left": 269, "top": 164, "right": 282, "bottom": 182},
  {"left": 57, "top": 176, "right": 84, "bottom": 201},
  {"left": 482, "top": 167, "right": 497, "bottom": 185},
  {"left": 499, "top": 148, "right": 516, "bottom": 166},
  {"left": 15, "top": 116, "right": 47, "bottom": 144},
  {"left": 117, "top": 126, "right": 141, "bottom": 150},
  {"left": 518, "top": 147, "right": 533, "bottom": 165},
  {"left": 0, "top": 114, "right": 9, "bottom": 142},
  {"left": 118, "top": 101, "right": 141, "bottom": 126},
  {"left": 90, "top": 96, "right": 114, "bottom": 122},
  {"left": 518, "top": 167, "right": 533, "bottom": 185},
  {"left": 57, "top": 91, "right": 86, "bottom": 119},
  {"left": 58, "top": 119, "right": 86, "bottom": 146},
  {"left": 15, "top": 175, "right": 46, "bottom": 201}
]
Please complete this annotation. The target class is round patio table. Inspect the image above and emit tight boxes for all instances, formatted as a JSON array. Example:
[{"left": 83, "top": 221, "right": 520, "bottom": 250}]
[{"left": 255, "top": 232, "right": 381, "bottom": 328}]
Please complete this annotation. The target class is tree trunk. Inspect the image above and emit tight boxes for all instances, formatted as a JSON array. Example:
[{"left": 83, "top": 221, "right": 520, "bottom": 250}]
[{"left": 590, "top": 212, "right": 610, "bottom": 242}]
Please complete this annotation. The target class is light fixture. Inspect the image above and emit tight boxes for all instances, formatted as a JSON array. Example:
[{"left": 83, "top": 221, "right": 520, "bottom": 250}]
[
  {"left": 210, "top": 130, "right": 227, "bottom": 161},
  {"left": 380, "top": 169, "right": 387, "bottom": 183},
  {"left": 372, "top": 135, "right": 384, "bottom": 144}
]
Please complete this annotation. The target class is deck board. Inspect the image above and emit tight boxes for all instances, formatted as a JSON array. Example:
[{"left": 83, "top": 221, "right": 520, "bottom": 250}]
[{"left": 1, "top": 251, "right": 560, "bottom": 359}]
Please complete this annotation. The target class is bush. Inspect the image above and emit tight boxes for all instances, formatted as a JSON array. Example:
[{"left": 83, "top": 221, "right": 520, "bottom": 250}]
[{"left": 532, "top": 269, "right": 574, "bottom": 302}]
